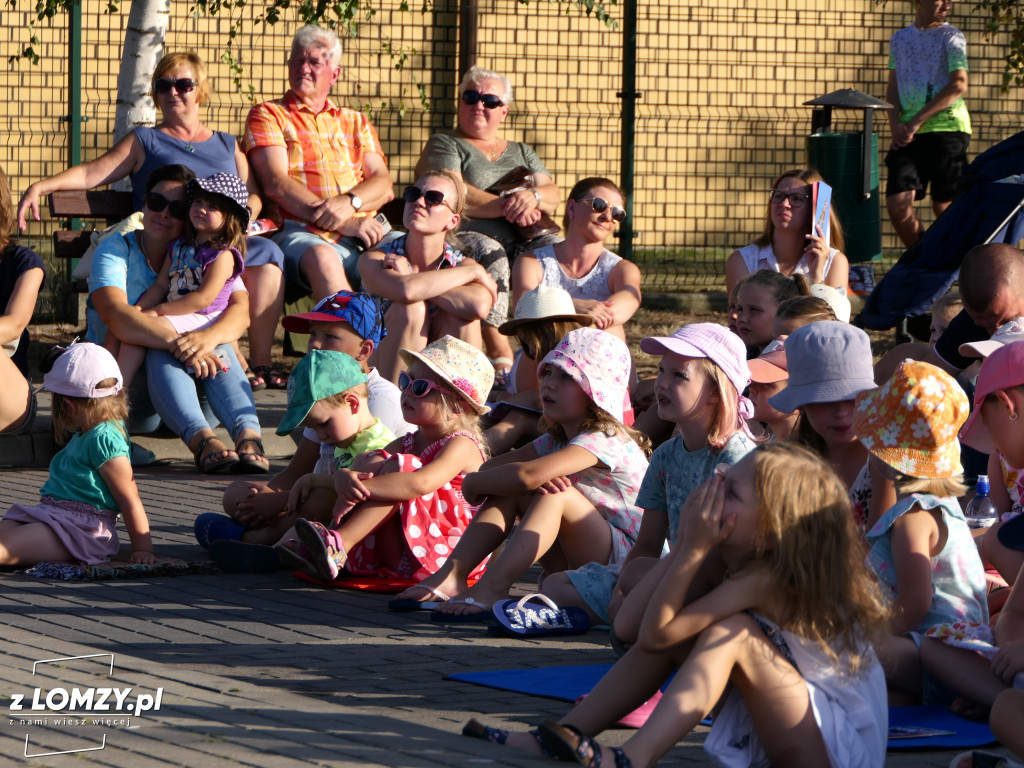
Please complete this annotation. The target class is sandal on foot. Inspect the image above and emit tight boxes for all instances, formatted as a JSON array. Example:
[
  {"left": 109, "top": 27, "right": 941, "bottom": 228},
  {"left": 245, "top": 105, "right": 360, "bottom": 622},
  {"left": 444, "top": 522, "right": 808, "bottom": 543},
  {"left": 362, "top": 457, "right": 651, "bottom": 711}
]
[
  {"left": 430, "top": 595, "right": 494, "bottom": 623},
  {"left": 462, "top": 719, "right": 557, "bottom": 758},
  {"left": 245, "top": 368, "right": 267, "bottom": 391},
  {"left": 538, "top": 720, "right": 634, "bottom": 768},
  {"left": 274, "top": 534, "right": 319, "bottom": 574},
  {"left": 388, "top": 584, "right": 453, "bottom": 611},
  {"left": 232, "top": 436, "right": 270, "bottom": 475},
  {"left": 252, "top": 365, "right": 287, "bottom": 390},
  {"left": 294, "top": 518, "right": 346, "bottom": 581},
  {"left": 949, "top": 751, "right": 1024, "bottom": 768},
  {"left": 193, "top": 435, "right": 239, "bottom": 474}
]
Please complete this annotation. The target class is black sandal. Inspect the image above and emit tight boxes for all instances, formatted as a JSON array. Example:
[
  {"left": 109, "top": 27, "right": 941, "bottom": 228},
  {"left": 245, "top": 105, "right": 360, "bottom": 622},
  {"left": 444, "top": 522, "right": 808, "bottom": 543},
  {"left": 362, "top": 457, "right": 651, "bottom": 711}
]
[
  {"left": 252, "top": 365, "right": 287, "bottom": 390},
  {"left": 232, "top": 436, "right": 270, "bottom": 475},
  {"left": 194, "top": 435, "right": 239, "bottom": 475},
  {"left": 538, "top": 720, "right": 634, "bottom": 768},
  {"left": 461, "top": 719, "right": 556, "bottom": 759}
]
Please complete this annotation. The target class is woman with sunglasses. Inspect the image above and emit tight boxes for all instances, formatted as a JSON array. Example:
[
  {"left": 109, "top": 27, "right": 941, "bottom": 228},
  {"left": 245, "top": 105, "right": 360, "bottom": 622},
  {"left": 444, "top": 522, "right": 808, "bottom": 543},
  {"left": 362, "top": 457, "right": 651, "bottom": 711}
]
[
  {"left": 87, "top": 164, "right": 268, "bottom": 474},
  {"left": 514, "top": 177, "right": 641, "bottom": 343},
  {"left": 725, "top": 168, "right": 849, "bottom": 295},
  {"left": 414, "top": 65, "right": 562, "bottom": 377},
  {"left": 16, "top": 51, "right": 287, "bottom": 391},
  {"left": 358, "top": 170, "right": 497, "bottom": 384}
]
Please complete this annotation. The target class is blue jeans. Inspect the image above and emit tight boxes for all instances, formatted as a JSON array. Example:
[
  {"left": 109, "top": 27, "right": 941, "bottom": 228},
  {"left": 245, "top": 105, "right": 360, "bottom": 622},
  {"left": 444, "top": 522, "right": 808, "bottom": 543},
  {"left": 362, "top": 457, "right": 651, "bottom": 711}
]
[{"left": 136, "top": 346, "right": 260, "bottom": 445}]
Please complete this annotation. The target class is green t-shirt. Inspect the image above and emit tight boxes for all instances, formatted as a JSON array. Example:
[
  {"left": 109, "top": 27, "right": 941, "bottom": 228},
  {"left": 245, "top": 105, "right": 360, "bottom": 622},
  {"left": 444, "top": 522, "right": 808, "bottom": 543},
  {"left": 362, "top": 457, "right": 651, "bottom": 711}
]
[
  {"left": 887, "top": 23, "right": 970, "bottom": 134},
  {"left": 41, "top": 420, "right": 131, "bottom": 511},
  {"left": 334, "top": 418, "right": 395, "bottom": 471}
]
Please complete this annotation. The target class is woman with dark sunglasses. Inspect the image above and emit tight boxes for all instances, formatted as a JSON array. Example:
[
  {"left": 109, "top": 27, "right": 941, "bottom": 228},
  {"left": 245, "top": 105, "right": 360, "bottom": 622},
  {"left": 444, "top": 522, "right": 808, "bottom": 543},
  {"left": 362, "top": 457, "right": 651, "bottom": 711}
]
[
  {"left": 414, "top": 65, "right": 562, "bottom": 379},
  {"left": 357, "top": 170, "right": 497, "bottom": 384},
  {"left": 16, "top": 51, "right": 287, "bottom": 392},
  {"left": 86, "top": 164, "right": 269, "bottom": 474},
  {"left": 725, "top": 168, "right": 849, "bottom": 296},
  {"left": 514, "top": 177, "right": 642, "bottom": 343}
]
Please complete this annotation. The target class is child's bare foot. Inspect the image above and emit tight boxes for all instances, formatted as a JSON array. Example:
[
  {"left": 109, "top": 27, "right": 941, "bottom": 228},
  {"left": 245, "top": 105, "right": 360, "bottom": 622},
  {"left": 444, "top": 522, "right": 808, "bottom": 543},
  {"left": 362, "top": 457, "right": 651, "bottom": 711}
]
[
  {"left": 432, "top": 582, "right": 508, "bottom": 616},
  {"left": 394, "top": 569, "right": 466, "bottom": 605}
]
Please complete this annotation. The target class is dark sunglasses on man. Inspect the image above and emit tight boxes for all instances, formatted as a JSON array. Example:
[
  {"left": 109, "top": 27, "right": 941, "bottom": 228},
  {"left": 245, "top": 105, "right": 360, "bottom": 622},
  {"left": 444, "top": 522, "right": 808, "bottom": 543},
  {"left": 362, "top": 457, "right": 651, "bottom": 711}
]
[
  {"left": 144, "top": 192, "right": 190, "bottom": 220},
  {"left": 460, "top": 89, "right": 504, "bottom": 110},
  {"left": 154, "top": 78, "right": 197, "bottom": 95}
]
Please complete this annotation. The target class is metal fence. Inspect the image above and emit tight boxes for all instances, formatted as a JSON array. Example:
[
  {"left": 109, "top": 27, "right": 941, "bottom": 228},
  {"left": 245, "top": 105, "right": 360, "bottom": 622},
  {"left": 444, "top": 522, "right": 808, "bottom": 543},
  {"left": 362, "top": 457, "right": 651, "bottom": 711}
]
[{"left": 2, "top": 0, "right": 1022, "bottom": 312}]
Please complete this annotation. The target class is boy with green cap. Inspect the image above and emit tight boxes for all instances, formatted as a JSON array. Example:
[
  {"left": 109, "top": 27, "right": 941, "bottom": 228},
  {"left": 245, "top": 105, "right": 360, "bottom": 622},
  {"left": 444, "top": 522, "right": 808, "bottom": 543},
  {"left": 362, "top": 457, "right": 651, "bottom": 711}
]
[{"left": 198, "top": 350, "right": 394, "bottom": 572}]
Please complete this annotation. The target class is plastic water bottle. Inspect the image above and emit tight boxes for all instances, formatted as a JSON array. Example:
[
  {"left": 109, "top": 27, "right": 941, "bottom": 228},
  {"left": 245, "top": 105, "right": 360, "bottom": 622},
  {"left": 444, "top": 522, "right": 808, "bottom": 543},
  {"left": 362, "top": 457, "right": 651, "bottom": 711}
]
[{"left": 966, "top": 475, "right": 999, "bottom": 529}]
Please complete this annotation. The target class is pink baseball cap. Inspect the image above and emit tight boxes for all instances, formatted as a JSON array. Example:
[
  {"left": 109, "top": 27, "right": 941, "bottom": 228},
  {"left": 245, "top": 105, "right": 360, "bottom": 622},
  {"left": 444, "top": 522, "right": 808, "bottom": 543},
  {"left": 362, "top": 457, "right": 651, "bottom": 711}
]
[
  {"left": 747, "top": 337, "right": 788, "bottom": 384},
  {"left": 640, "top": 323, "right": 750, "bottom": 396},
  {"left": 960, "top": 340, "right": 1024, "bottom": 454},
  {"left": 43, "top": 343, "right": 123, "bottom": 399},
  {"left": 539, "top": 328, "right": 631, "bottom": 422}
]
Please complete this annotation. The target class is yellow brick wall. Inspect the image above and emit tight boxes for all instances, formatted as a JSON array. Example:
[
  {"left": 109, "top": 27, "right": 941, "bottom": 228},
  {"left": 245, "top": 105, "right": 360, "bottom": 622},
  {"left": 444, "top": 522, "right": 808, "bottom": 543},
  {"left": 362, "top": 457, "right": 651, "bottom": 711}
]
[{"left": 2, "top": 0, "right": 1020, "bottom": 289}]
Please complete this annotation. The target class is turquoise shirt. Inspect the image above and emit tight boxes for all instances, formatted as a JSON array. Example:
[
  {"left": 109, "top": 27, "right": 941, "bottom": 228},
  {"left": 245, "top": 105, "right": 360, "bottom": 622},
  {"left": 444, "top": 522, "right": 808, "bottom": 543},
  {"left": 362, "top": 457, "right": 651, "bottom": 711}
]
[{"left": 40, "top": 420, "right": 131, "bottom": 511}]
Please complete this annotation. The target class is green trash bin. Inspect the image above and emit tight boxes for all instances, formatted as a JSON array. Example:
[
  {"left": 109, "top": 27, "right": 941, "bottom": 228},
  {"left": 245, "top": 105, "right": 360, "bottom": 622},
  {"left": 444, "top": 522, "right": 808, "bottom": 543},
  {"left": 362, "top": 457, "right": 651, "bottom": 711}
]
[{"left": 807, "top": 131, "right": 881, "bottom": 264}]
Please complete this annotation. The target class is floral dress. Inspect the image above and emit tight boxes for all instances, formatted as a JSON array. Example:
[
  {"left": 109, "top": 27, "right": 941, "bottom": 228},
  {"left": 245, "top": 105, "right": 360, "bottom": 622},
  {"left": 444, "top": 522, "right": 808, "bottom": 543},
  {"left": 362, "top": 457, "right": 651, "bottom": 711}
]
[{"left": 344, "top": 430, "right": 487, "bottom": 581}]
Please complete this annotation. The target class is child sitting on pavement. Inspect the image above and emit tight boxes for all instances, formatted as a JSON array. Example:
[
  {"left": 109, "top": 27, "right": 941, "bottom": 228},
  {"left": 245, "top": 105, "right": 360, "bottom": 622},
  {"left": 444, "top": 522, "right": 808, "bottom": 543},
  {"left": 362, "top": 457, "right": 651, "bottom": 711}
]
[
  {"left": 210, "top": 291, "right": 411, "bottom": 548},
  {"left": 277, "top": 336, "right": 494, "bottom": 583},
  {"left": 198, "top": 350, "right": 394, "bottom": 571}
]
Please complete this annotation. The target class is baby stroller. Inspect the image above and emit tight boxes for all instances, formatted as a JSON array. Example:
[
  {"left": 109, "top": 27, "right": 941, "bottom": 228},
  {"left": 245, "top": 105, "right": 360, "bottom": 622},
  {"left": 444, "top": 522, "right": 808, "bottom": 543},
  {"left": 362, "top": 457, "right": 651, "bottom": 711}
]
[{"left": 858, "top": 130, "right": 1024, "bottom": 336}]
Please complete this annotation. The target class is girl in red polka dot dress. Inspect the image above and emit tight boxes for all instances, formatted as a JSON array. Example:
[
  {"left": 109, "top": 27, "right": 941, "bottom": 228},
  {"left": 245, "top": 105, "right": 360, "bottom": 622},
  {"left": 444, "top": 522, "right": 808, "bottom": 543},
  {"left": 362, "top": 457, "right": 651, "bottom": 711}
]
[{"left": 277, "top": 335, "right": 493, "bottom": 583}]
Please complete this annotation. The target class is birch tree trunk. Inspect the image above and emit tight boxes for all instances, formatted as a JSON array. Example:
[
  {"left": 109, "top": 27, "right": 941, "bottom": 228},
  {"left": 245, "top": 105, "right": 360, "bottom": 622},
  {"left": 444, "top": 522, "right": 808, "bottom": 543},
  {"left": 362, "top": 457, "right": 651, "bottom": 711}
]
[{"left": 111, "top": 0, "right": 171, "bottom": 188}]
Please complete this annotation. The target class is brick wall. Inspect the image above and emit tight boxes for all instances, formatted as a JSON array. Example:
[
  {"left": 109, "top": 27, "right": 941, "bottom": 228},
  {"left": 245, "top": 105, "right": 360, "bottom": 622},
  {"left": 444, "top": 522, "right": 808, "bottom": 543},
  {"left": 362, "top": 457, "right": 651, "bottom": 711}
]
[{"left": 2, "top": 0, "right": 1020, "bottom": 290}]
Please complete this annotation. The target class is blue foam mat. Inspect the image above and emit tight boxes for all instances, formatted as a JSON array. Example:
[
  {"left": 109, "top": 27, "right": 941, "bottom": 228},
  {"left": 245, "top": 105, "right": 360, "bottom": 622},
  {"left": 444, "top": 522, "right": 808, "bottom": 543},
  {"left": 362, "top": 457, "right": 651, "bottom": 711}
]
[
  {"left": 448, "top": 665, "right": 997, "bottom": 750},
  {"left": 888, "top": 705, "right": 995, "bottom": 750}
]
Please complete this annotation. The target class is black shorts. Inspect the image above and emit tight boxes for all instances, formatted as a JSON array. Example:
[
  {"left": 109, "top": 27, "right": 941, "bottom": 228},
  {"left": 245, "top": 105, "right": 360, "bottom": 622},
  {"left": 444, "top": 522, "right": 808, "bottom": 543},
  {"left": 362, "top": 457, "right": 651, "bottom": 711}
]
[{"left": 885, "top": 131, "right": 970, "bottom": 202}]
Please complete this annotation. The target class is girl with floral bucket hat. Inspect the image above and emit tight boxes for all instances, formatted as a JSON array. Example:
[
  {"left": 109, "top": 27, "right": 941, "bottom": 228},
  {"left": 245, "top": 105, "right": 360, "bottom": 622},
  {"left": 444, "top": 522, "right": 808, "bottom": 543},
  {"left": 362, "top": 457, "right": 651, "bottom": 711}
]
[
  {"left": 854, "top": 359, "right": 988, "bottom": 702},
  {"left": 395, "top": 327, "right": 651, "bottom": 620},
  {"left": 275, "top": 335, "right": 494, "bottom": 583}
]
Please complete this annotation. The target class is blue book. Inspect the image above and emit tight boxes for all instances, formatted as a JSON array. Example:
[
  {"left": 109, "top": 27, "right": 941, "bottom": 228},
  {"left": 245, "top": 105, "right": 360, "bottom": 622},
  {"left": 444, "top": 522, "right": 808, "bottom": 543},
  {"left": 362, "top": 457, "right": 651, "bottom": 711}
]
[{"left": 812, "top": 180, "right": 832, "bottom": 249}]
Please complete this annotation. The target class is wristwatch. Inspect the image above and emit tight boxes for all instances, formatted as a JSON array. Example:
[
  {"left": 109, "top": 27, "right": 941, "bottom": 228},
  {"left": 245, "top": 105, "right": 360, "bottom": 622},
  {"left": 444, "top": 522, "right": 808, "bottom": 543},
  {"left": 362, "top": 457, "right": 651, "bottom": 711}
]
[{"left": 346, "top": 192, "right": 363, "bottom": 211}]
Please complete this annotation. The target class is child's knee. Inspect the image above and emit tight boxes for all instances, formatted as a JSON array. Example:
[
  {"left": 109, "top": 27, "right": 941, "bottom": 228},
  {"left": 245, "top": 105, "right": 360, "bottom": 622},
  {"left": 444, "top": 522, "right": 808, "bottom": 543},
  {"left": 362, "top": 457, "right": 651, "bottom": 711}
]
[{"left": 222, "top": 480, "right": 262, "bottom": 516}]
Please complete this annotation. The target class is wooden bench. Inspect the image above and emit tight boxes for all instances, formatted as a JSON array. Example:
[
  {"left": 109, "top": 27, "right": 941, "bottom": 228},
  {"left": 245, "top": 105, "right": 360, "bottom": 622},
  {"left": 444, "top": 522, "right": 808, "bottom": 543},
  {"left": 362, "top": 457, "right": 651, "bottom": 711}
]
[{"left": 48, "top": 190, "right": 134, "bottom": 324}]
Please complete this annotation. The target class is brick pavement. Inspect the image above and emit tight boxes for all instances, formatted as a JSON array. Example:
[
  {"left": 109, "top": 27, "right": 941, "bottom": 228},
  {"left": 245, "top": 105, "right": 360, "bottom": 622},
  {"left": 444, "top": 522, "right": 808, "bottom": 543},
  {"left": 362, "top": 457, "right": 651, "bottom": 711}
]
[{"left": 0, "top": 394, "right": 1009, "bottom": 767}]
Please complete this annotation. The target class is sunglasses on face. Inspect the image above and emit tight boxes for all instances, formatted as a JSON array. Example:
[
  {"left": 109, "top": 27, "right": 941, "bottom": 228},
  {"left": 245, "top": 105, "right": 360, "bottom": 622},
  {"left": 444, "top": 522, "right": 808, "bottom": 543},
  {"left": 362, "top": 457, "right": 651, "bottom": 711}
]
[
  {"left": 398, "top": 371, "right": 448, "bottom": 398},
  {"left": 144, "top": 192, "right": 189, "bottom": 220},
  {"left": 403, "top": 185, "right": 456, "bottom": 212},
  {"left": 581, "top": 197, "right": 627, "bottom": 223},
  {"left": 461, "top": 89, "right": 504, "bottom": 109},
  {"left": 154, "top": 78, "right": 196, "bottom": 95},
  {"left": 769, "top": 189, "right": 810, "bottom": 208}
]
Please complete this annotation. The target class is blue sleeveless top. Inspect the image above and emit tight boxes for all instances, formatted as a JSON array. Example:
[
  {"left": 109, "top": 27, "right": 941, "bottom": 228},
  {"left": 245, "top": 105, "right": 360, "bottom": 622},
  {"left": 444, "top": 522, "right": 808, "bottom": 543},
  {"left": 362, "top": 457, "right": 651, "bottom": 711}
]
[{"left": 130, "top": 126, "right": 237, "bottom": 210}]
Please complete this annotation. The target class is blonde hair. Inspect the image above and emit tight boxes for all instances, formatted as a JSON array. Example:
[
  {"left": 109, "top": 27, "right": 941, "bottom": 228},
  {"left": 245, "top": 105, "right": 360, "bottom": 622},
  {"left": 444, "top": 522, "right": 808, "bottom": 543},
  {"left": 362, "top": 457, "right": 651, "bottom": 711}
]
[
  {"left": 696, "top": 358, "right": 753, "bottom": 452},
  {"left": 755, "top": 168, "right": 846, "bottom": 252},
  {"left": 152, "top": 51, "right": 210, "bottom": 105},
  {"left": 544, "top": 400, "right": 652, "bottom": 458},
  {"left": 752, "top": 443, "right": 889, "bottom": 671},
  {"left": 415, "top": 169, "right": 467, "bottom": 247},
  {"left": 0, "top": 164, "right": 13, "bottom": 252},
  {"left": 515, "top": 319, "right": 589, "bottom": 364},
  {"left": 931, "top": 292, "right": 963, "bottom": 322},
  {"left": 315, "top": 382, "right": 370, "bottom": 411},
  {"left": 895, "top": 474, "right": 968, "bottom": 498},
  {"left": 460, "top": 65, "right": 513, "bottom": 104},
  {"left": 432, "top": 388, "right": 487, "bottom": 457},
  {"left": 775, "top": 295, "right": 837, "bottom": 328},
  {"left": 51, "top": 380, "right": 129, "bottom": 446}
]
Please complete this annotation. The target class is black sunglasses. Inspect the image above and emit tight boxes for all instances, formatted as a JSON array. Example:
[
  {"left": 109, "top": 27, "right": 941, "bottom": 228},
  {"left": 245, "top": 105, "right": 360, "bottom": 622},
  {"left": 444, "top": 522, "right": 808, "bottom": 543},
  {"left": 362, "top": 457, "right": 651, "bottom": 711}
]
[
  {"left": 461, "top": 89, "right": 504, "bottom": 110},
  {"left": 154, "top": 78, "right": 196, "bottom": 95},
  {"left": 581, "top": 196, "right": 627, "bottom": 223},
  {"left": 144, "top": 192, "right": 190, "bottom": 220},
  {"left": 403, "top": 185, "right": 456, "bottom": 212}
]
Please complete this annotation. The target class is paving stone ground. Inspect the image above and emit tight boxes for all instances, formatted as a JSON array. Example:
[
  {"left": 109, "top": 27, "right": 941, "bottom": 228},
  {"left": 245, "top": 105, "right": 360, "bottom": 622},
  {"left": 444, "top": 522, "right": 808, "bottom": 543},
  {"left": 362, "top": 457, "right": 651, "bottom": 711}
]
[{"left": 0, "top": 392, "right": 1007, "bottom": 767}]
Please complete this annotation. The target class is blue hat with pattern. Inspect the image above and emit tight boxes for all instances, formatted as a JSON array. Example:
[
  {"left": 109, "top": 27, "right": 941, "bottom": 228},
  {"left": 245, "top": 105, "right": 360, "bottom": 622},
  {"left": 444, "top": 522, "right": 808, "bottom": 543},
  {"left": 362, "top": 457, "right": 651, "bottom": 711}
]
[
  {"left": 187, "top": 172, "right": 250, "bottom": 225},
  {"left": 281, "top": 290, "right": 387, "bottom": 345}
]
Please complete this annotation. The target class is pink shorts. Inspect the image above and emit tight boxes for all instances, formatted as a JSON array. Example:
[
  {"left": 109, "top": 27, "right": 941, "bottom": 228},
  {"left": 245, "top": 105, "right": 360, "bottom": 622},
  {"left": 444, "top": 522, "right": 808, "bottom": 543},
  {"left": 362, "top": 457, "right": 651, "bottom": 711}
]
[
  {"left": 4, "top": 496, "right": 119, "bottom": 564},
  {"left": 166, "top": 310, "right": 221, "bottom": 334}
]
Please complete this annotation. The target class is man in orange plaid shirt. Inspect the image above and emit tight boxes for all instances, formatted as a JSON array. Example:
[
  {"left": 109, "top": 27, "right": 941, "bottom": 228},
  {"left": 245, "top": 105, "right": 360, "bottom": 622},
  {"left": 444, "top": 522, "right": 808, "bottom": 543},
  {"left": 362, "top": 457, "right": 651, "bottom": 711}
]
[{"left": 245, "top": 25, "right": 395, "bottom": 300}]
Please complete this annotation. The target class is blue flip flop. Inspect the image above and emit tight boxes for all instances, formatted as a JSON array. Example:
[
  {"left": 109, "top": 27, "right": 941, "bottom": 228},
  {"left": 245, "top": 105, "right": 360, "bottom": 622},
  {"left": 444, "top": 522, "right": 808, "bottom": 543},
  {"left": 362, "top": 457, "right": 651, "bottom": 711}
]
[
  {"left": 490, "top": 594, "right": 592, "bottom": 637},
  {"left": 388, "top": 584, "right": 453, "bottom": 612},
  {"left": 430, "top": 596, "right": 495, "bottom": 623}
]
